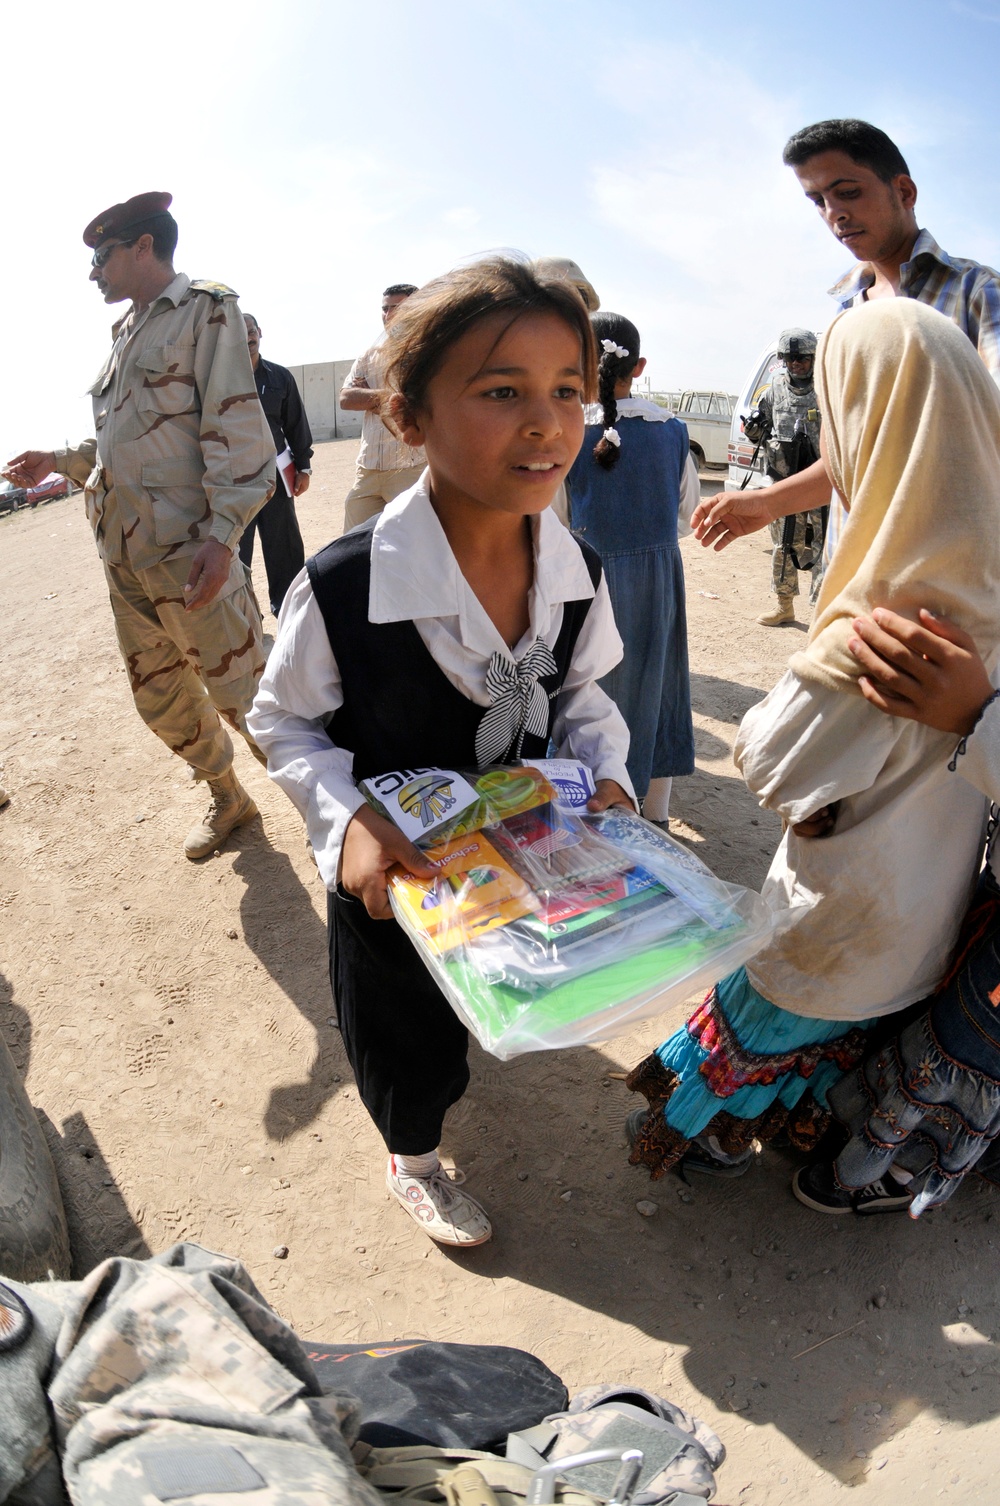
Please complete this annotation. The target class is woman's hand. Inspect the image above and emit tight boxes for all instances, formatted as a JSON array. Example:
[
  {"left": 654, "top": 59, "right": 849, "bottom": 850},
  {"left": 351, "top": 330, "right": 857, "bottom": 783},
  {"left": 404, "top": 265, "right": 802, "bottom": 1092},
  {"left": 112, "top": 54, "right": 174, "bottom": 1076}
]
[
  {"left": 340, "top": 805, "right": 438, "bottom": 920},
  {"left": 848, "top": 608, "right": 995, "bottom": 736},
  {"left": 792, "top": 803, "right": 839, "bottom": 839},
  {"left": 587, "top": 779, "right": 635, "bottom": 813}
]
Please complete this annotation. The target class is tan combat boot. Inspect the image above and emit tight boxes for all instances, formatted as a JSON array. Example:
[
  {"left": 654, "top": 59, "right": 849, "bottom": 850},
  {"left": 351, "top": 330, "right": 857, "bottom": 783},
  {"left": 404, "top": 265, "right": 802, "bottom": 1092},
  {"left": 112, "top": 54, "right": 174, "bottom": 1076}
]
[
  {"left": 757, "top": 597, "right": 796, "bottom": 627},
  {"left": 184, "top": 767, "right": 258, "bottom": 860}
]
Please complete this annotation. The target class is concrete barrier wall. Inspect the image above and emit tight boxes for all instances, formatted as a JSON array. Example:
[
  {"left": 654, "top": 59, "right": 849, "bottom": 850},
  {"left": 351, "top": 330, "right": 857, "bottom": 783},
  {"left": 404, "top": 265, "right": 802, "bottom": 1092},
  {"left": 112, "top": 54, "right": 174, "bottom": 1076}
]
[{"left": 286, "top": 360, "right": 363, "bottom": 443}]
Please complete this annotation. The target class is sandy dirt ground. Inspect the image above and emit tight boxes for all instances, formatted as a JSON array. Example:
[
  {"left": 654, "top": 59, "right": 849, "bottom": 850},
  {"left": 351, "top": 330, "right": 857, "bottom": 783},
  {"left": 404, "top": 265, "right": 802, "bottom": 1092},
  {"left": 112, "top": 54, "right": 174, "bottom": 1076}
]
[{"left": 1, "top": 439, "right": 998, "bottom": 1504}]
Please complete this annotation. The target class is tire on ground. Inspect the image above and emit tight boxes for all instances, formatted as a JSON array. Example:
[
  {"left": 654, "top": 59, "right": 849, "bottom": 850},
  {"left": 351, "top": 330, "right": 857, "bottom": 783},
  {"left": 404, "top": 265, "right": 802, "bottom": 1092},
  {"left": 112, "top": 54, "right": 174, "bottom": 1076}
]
[{"left": 0, "top": 1034, "right": 71, "bottom": 1280}]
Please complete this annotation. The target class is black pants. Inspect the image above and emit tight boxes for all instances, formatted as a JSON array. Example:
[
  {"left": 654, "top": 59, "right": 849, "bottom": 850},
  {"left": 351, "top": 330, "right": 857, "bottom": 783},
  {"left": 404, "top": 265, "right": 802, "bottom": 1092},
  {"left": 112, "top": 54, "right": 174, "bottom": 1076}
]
[
  {"left": 238, "top": 488, "right": 305, "bottom": 616},
  {"left": 328, "top": 889, "right": 470, "bottom": 1153}
]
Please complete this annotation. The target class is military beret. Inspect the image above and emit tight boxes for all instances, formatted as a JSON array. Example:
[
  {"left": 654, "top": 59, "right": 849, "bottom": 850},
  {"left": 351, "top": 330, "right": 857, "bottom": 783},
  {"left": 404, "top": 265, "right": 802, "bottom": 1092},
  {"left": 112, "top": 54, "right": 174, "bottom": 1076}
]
[{"left": 83, "top": 191, "right": 174, "bottom": 249}]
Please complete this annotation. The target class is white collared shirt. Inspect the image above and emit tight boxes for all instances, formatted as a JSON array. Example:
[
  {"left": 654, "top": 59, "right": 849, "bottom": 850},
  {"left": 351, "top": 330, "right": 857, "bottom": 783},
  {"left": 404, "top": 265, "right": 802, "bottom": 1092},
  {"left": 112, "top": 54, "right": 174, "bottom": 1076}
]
[{"left": 248, "top": 476, "right": 634, "bottom": 887}]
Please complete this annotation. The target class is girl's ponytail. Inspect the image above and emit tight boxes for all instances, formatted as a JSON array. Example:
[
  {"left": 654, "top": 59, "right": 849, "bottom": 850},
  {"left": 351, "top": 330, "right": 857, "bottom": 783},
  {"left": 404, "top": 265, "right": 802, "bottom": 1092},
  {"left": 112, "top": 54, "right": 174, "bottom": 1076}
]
[{"left": 591, "top": 313, "right": 641, "bottom": 470}]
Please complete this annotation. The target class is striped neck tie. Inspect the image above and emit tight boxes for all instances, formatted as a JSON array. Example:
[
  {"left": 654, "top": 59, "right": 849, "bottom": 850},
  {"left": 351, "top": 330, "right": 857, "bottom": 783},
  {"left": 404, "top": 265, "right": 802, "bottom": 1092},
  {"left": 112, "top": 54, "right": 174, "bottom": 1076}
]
[{"left": 474, "top": 637, "right": 558, "bottom": 767}]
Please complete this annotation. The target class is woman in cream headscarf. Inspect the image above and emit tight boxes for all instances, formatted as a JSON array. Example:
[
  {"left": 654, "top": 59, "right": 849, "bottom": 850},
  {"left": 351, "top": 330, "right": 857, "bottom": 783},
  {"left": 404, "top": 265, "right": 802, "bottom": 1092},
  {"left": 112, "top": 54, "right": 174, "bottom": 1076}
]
[{"left": 626, "top": 298, "right": 1000, "bottom": 1184}]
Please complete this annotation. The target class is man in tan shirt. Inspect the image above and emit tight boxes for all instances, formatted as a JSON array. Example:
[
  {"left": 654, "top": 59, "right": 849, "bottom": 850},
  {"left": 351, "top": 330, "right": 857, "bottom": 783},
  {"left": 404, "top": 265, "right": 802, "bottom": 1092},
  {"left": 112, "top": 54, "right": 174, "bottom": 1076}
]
[
  {"left": 6, "top": 192, "right": 275, "bottom": 859},
  {"left": 338, "top": 283, "right": 426, "bottom": 529}
]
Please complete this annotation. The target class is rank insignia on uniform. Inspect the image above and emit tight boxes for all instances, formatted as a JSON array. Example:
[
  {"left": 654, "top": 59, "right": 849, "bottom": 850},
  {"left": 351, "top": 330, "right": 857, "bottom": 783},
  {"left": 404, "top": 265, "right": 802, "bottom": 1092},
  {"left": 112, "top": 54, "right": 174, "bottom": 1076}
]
[
  {"left": 0, "top": 1282, "right": 33, "bottom": 1352},
  {"left": 188, "top": 278, "right": 237, "bottom": 301}
]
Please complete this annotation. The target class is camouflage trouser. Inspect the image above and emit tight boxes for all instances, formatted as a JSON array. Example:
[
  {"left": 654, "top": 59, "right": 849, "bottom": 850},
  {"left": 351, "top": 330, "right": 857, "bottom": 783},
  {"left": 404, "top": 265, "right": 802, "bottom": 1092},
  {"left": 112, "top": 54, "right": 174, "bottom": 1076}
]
[
  {"left": 769, "top": 509, "right": 826, "bottom": 603},
  {"left": 104, "top": 552, "right": 266, "bottom": 779},
  {"left": 1, "top": 1243, "right": 384, "bottom": 1506}
]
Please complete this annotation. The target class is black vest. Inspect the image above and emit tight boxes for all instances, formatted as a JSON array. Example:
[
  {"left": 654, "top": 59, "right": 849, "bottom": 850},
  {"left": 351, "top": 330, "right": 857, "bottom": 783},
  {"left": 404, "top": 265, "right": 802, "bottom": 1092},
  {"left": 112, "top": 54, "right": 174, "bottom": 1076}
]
[{"left": 306, "top": 518, "right": 603, "bottom": 782}]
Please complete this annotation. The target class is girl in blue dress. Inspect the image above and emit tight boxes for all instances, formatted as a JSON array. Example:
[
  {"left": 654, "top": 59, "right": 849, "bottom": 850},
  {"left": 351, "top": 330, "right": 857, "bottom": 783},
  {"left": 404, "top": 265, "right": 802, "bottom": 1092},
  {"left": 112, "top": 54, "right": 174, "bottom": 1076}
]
[{"left": 567, "top": 314, "right": 697, "bottom": 825}]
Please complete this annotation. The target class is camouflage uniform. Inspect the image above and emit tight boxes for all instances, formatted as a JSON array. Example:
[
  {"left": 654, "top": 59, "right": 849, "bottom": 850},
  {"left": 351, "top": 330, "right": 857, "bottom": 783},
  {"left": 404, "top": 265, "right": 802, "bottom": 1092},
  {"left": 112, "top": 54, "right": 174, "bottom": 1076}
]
[
  {"left": 0, "top": 1242, "right": 384, "bottom": 1506},
  {"left": 54, "top": 274, "right": 275, "bottom": 778},
  {"left": 753, "top": 368, "right": 825, "bottom": 605}
]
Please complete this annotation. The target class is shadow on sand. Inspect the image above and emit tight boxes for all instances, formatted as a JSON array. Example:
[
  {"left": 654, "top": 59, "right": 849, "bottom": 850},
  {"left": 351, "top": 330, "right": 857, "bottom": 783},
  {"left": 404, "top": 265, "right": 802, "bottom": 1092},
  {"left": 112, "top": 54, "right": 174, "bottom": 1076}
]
[
  {"left": 438, "top": 1039, "right": 1000, "bottom": 1489},
  {"left": 230, "top": 834, "right": 351, "bottom": 1142}
]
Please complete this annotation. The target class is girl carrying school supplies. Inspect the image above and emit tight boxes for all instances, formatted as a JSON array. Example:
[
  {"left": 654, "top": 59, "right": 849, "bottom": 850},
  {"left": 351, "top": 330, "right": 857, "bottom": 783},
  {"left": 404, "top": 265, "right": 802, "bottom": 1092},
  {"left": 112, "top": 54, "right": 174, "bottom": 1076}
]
[
  {"left": 626, "top": 299, "right": 1000, "bottom": 1183},
  {"left": 249, "top": 259, "right": 635, "bottom": 1247},
  {"left": 566, "top": 314, "right": 698, "bottom": 825}
]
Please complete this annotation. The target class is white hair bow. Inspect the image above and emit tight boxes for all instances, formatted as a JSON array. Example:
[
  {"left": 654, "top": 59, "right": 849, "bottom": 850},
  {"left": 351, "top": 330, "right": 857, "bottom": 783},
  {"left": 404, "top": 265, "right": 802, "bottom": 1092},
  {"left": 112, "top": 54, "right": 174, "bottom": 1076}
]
[
  {"left": 602, "top": 428, "right": 621, "bottom": 447},
  {"left": 601, "top": 339, "right": 630, "bottom": 360}
]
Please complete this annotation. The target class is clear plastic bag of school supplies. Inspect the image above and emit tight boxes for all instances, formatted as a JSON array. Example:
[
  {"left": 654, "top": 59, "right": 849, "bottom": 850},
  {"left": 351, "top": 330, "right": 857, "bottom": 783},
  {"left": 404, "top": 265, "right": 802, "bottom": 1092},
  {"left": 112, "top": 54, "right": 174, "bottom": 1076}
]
[{"left": 363, "top": 764, "right": 783, "bottom": 1060}]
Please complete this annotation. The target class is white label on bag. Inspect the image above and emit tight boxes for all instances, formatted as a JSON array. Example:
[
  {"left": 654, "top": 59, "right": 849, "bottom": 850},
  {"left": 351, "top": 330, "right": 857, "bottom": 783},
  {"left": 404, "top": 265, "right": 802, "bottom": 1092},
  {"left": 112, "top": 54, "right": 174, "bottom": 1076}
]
[
  {"left": 366, "top": 767, "right": 480, "bottom": 842},
  {"left": 520, "top": 759, "right": 597, "bottom": 811}
]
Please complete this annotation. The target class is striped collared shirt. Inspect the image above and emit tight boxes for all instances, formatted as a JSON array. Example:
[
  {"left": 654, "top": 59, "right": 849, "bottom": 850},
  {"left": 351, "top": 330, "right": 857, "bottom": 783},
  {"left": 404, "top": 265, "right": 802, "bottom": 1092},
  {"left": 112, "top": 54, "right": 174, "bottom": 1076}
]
[
  {"left": 344, "top": 333, "right": 425, "bottom": 472},
  {"left": 825, "top": 228, "right": 1000, "bottom": 560}
]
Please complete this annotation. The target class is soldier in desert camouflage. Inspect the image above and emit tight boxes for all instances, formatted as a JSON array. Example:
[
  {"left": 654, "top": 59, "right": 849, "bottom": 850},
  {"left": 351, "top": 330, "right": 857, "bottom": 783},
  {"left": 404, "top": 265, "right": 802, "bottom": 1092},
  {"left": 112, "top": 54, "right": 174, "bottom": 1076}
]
[{"left": 5, "top": 192, "right": 275, "bottom": 860}]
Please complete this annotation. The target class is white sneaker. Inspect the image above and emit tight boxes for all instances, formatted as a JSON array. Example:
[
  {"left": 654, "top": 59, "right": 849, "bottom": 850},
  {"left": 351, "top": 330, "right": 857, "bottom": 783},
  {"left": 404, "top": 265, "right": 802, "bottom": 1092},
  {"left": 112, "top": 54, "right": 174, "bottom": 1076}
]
[{"left": 386, "top": 1157, "right": 493, "bottom": 1247}]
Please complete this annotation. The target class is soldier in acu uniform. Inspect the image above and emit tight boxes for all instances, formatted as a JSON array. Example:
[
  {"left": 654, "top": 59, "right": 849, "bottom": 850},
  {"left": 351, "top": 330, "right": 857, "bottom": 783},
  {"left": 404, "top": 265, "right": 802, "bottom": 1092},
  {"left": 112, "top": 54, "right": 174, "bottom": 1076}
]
[
  {"left": 744, "top": 327, "right": 826, "bottom": 627},
  {"left": 5, "top": 192, "right": 275, "bottom": 859}
]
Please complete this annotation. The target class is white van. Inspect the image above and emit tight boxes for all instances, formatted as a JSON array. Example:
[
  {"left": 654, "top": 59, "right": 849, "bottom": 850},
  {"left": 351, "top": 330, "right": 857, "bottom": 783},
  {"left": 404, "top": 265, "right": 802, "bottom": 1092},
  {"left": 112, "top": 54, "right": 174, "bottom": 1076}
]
[{"left": 725, "top": 343, "right": 782, "bottom": 492}]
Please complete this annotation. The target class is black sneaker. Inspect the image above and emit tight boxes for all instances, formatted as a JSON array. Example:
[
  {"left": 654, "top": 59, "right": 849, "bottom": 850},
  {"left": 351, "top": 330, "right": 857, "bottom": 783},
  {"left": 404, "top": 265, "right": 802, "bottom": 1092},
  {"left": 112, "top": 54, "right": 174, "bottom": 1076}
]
[
  {"left": 680, "top": 1140, "right": 754, "bottom": 1179},
  {"left": 792, "top": 1161, "right": 912, "bottom": 1215}
]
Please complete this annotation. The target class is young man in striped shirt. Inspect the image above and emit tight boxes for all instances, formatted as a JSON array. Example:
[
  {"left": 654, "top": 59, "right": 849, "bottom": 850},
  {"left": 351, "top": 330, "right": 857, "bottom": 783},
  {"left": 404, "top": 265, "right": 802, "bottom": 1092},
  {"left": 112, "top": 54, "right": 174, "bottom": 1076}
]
[{"left": 693, "top": 118, "right": 1000, "bottom": 554}]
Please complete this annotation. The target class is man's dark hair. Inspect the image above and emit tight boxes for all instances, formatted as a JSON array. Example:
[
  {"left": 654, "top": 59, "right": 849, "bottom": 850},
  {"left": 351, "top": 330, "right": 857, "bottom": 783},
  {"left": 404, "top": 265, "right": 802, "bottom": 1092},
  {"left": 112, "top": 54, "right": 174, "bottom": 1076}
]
[
  {"left": 128, "top": 211, "right": 179, "bottom": 262},
  {"left": 782, "top": 120, "right": 910, "bottom": 182},
  {"left": 383, "top": 283, "right": 418, "bottom": 298}
]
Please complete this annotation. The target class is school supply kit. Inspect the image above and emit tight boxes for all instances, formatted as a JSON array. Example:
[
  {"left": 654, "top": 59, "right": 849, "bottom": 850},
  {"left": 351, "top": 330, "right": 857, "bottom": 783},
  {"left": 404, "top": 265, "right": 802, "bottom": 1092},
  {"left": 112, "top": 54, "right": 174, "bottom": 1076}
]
[{"left": 359, "top": 761, "right": 781, "bottom": 1059}]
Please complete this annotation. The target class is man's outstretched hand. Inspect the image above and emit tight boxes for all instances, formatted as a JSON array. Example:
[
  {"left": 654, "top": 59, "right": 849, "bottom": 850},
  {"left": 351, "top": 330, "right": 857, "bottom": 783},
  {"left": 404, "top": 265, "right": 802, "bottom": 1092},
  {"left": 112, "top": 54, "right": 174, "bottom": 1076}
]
[
  {"left": 691, "top": 488, "right": 774, "bottom": 551},
  {"left": 5, "top": 450, "right": 56, "bottom": 488}
]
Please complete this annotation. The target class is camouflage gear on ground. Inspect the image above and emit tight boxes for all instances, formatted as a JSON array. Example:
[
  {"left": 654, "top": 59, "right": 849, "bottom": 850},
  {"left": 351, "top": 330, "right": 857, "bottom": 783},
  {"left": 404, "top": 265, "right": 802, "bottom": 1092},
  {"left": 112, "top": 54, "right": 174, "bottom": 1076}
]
[
  {"left": 768, "top": 510, "right": 826, "bottom": 603},
  {"left": 505, "top": 1386, "right": 724, "bottom": 1504},
  {"left": 51, "top": 273, "right": 274, "bottom": 775},
  {"left": 104, "top": 552, "right": 265, "bottom": 777},
  {"left": 354, "top": 1444, "right": 604, "bottom": 1506},
  {"left": 0, "top": 1242, "right": 385, "bottom": 1506}
]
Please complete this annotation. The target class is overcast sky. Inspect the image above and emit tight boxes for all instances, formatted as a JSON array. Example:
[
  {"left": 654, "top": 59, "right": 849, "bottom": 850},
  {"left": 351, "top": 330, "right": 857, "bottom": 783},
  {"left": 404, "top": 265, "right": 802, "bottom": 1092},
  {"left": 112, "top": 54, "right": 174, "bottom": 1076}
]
[{"left": 5, "top": 0, "right": 1000, "bottom": 457}]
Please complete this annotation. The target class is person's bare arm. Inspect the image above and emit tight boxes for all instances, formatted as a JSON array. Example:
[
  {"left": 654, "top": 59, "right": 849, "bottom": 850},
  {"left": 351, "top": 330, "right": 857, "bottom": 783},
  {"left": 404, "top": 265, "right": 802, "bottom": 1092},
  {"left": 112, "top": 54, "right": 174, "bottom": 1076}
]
[
  {"left": 848, "top": 608, "right": 995, "bottom": 734},
  {"left": 339, "top": 383, "right": 383, "bottom": 412},
  {"left": 691, "top": 458, "right": 831, "bottom": 551}
]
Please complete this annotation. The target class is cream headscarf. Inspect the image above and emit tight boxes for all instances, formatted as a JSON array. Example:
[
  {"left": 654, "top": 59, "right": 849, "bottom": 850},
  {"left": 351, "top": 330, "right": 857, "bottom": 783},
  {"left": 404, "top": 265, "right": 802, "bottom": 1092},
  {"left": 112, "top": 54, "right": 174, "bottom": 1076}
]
[{"left": 790, "top": 298, "right": 1000, "bottom": 694}]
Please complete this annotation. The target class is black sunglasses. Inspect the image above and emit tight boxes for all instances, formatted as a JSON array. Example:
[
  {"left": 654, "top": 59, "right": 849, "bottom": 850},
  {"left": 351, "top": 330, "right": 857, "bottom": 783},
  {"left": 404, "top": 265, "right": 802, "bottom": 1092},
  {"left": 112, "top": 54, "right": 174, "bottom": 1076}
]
[{"left": 91, "top": 239, "right": 136, "bottom": 269}]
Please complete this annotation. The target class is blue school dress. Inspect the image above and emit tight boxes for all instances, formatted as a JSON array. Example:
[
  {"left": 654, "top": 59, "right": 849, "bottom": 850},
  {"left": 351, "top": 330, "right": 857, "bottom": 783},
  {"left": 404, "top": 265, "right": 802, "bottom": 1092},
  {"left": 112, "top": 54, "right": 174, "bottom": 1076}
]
[{"left": 567, "top": 404, "right": 695, "bottom": 795}]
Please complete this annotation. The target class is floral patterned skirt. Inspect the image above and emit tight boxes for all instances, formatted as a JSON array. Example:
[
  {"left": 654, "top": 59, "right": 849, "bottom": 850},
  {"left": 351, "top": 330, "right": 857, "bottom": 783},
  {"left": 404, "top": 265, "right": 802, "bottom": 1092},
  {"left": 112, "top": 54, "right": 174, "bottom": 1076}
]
[
  {"left": 627, "top": 966, "right": 874, "bottom": 1179},
  {"left": 830, "top": 872, "right": 1000, "bottom": 1216}
]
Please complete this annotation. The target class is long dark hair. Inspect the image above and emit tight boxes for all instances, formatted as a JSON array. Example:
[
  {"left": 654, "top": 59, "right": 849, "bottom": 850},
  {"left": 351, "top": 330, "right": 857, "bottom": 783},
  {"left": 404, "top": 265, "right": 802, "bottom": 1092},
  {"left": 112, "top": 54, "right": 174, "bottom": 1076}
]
[{"left": 591, "top": 312, "right": 640, "bottom": 470}]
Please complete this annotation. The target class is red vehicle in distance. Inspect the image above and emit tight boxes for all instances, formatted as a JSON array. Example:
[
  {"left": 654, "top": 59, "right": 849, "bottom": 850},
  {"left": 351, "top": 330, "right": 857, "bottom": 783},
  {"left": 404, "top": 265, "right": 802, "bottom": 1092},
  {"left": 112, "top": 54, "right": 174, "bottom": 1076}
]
[{"left": 25, "top": 474, "right": 70, "bottom": 507}]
